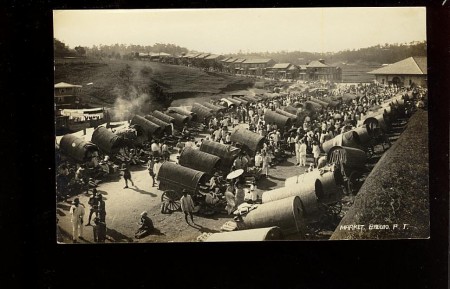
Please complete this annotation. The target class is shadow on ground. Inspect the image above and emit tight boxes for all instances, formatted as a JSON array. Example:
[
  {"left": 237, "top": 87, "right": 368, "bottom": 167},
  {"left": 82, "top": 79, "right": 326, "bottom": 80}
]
[
  {"left": 106, "top": 228, "right": 134, "bottom": 243},
  {"left": 57, "top": 209, "right": 66, "bottom": 216},
  {"left": 189, "top": 223, "right": 220, "bottom": 234},
  {"left": 267, "top": 175, "right": 286, "bottom": 181},
  {"left": 278, "top": 160, "right": 295, "bottom": 167},
  {"left": 129, "top": 186, "right": 157, "bottom": 197},
  {"left": 57, "top": 203, "right": 71, "bottom": 211},
  {"left": 257, "top": 177, "right": 278, "bottom": 190}
]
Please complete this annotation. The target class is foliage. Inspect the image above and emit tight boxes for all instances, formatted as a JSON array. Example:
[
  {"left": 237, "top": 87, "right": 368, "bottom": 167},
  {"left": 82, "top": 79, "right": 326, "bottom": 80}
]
[
  {"left": 119, "top": 64, "right": 134, "bottom": 82},
  {"left": 226, "top": 41, "right": 427, "bottom": 65},
  {"left": 54, "top": 38, "right": 75, "bottom": 57},
  {"left": 74, "top": 46, "right": 86, "bottom": 56},
  {"left": 140, "top": 66, "right": 153, "bottom": 77},
  {"left": 84, "top": 43, "right": 189, "bottom": 59}
]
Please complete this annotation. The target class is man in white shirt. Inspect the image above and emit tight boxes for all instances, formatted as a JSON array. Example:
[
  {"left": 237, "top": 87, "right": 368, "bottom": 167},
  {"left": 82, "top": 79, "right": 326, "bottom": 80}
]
[
  {"left": 298, "top": 140, "right": 308, "bottom": 167},
  {"left": 153, "top": 158, "right": 162, "bottom": 189},
  {"left": 254, "top": 151, "right": 263, "bottom": 168},
  {"left": 295, "top": 139, "right": 301, "bottom": 166},
  {"left": 161, "top": 142, "right": 170, "bottom": 161},
  {"left": 151, "top": 141, "right": 161, "bottom": 158},
  {"left": 69, "top": 198, "right": 85, "bottom": 243}
]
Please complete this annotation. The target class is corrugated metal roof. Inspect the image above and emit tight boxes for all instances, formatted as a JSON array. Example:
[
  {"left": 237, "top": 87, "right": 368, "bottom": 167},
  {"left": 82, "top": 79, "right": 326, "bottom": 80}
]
[
  {"left": 243, "top": 59, "right": 274, "bottom": 64},
  {"left": 184, "top": 53, "right": 201, "bottom": 58},
  {"left": 195, "top": 53, "right": 211, "bottom": 59},
  {"left": 307, "top": 60, "right": 330, "bottom": 68},
  {"left": 271, "top": 63, "right": 292, "bottom": 69},
  {"left": 234, "top": 58, "right": 246, "bottom": 63},
  {"left": 149, "top": 52, "right": 172, "bottom": 57},
  {"left": 55, "top": 82, "right": 82, "bottom": 88},
  {"left": 204, "top": 54, "right": 222, "bottom": 60},
  {"left": 368, "top": 57, "right": 427, "bottom": 75},
  {"left": 225, "top": 58, "right": 238, "bottom": 63}
]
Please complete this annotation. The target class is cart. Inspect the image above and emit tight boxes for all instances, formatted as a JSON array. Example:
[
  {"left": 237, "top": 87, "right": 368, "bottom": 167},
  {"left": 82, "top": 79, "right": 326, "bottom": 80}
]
[{"left": 327, "top": 146, "right": 367, "bottom": 195}]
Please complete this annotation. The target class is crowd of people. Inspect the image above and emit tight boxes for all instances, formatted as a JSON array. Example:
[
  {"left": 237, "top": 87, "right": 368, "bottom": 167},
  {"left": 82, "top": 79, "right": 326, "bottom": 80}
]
[
  {"left": 200, "top": 82, "right": 427, "bottom": 173},
  {"left": 58, "top": 80, "right": 427, "bottom": 243}
]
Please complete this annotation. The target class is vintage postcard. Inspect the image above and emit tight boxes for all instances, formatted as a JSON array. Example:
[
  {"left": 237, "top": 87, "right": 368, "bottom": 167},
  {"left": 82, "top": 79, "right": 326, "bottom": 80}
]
[{"left": 53, "top": 8, "right": 429, "bottom": 243}]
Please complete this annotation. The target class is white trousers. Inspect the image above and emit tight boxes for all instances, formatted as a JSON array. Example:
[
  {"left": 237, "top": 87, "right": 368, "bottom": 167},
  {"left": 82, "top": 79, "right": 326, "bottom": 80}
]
[
  {"left": 72, "top": 221, "right": 83, "bottom": 240},
  {"left": 299, "top": 153, "right": 307, "bottom": 166}
]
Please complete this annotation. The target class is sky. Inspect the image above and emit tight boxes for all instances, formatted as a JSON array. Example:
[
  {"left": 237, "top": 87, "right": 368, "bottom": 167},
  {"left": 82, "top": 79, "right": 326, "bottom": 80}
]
[{"left": 53, "top": 8, "right": 426, "bottom": 54}]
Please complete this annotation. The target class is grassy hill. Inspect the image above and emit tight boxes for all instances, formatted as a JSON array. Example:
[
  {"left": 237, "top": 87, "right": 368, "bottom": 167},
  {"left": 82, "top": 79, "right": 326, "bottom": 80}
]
[
  {"left": 54, "top": 58, "right": 254, "bottom": 108},
  {"left": 332, "top": 62, "right": 380, "bottom": 83}
]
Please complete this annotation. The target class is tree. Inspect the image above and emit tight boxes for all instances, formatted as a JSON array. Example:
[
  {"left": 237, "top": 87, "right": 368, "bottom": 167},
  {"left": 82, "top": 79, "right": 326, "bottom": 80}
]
[
  {"left": 54, "top": 38, "right": 71, "bottom": 57},
  {"left": 119, "top": 64, "right": 134, "bottom": 82},
  {"left": 74, "top": 46, "right": 86, "bottom": 57}
]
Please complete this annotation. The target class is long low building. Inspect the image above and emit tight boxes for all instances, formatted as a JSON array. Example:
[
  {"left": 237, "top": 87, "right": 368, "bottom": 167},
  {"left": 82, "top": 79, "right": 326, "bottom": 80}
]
[{"left": 368, "top": 56, "right": 427, "bottom": 88}]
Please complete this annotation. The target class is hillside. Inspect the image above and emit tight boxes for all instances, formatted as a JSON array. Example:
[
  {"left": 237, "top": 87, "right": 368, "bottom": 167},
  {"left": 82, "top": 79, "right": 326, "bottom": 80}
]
[
  {"left": 337, "top": 62, "right": 380, "bottom": 83},
  {"left": 54, "top": 58, "right": 254, "bottom": 110}
]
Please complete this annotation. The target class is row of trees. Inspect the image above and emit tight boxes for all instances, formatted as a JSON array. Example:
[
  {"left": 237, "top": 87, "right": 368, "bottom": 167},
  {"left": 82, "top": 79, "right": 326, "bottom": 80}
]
[
  {"left": 227, "top": 41, "right": 427, "bottom": 65},
  {"left": 85, "top": 43, "right": 189, "bottom": 59},
  {"left": 54, "top": 38, "right": 87, "bottom": 57}
]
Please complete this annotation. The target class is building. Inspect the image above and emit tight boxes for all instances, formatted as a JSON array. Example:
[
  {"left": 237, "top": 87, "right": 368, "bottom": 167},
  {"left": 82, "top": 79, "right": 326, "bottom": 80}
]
[
  {"left": 368, "top": 56, "right": 427, "bottom": 87},
  {"left": 54, "top": 82, "right": 82, "bottom": 107},
  {"left": 241, "top": 59, "right": 276, "bottom": 76},
  {"left": 231, "top": 58, "right": 246, "bottom": 74},
  {"left": 302, "top": 59, "right": 342, "bottom": 82},
  {"left": 149, "top": 52, "right": 175, "bottom": 63},
  {"left": 203, "top": 54, "right": 225, "bottom": 70},
  {"left": 180, "top": 52, "right": 201, "bottom": 66},
  {"left": 266, "top": 63, "right": 299, "bottom": 79},
  {"left": 221, "top": 57, "right": 238, "bottom": 73}
]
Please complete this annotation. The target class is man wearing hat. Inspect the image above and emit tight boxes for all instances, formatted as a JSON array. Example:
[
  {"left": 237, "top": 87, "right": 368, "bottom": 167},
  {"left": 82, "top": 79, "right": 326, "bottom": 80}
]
[
  {"left": 180, "top": 189, "right": 195, "bottom": 224},
  {"left": 69, "top": 198, "right": 85, "bottom": 243}
]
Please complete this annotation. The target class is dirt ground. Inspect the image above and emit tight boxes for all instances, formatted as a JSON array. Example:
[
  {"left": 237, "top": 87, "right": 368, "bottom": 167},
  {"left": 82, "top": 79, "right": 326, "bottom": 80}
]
[{"left": 56, "top": 129, "right": 314, "bottom": 244}]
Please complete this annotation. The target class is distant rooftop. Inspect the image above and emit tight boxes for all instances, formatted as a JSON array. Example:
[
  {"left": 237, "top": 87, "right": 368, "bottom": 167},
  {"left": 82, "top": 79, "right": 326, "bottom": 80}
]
[
  {"left": 307, "top": 60, "right": 330, "bottom": 68},
  {"left": 195, "top": 53, "right": 211, "bottom": 59},
  {"left": 242, "top": 59, "right": 274, "bottom": 64},
  {"left": 271, "top": 63, "right": 292, "bottom": 69},
  {"left": 204, "top": 54, "right": 222, "bottom": 60}
]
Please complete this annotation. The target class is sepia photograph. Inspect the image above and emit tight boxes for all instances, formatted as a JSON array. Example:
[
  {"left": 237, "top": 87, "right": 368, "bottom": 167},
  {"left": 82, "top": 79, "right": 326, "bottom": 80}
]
[{"left": 53, "top": 7, "right": 429, "bottom": 243}]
